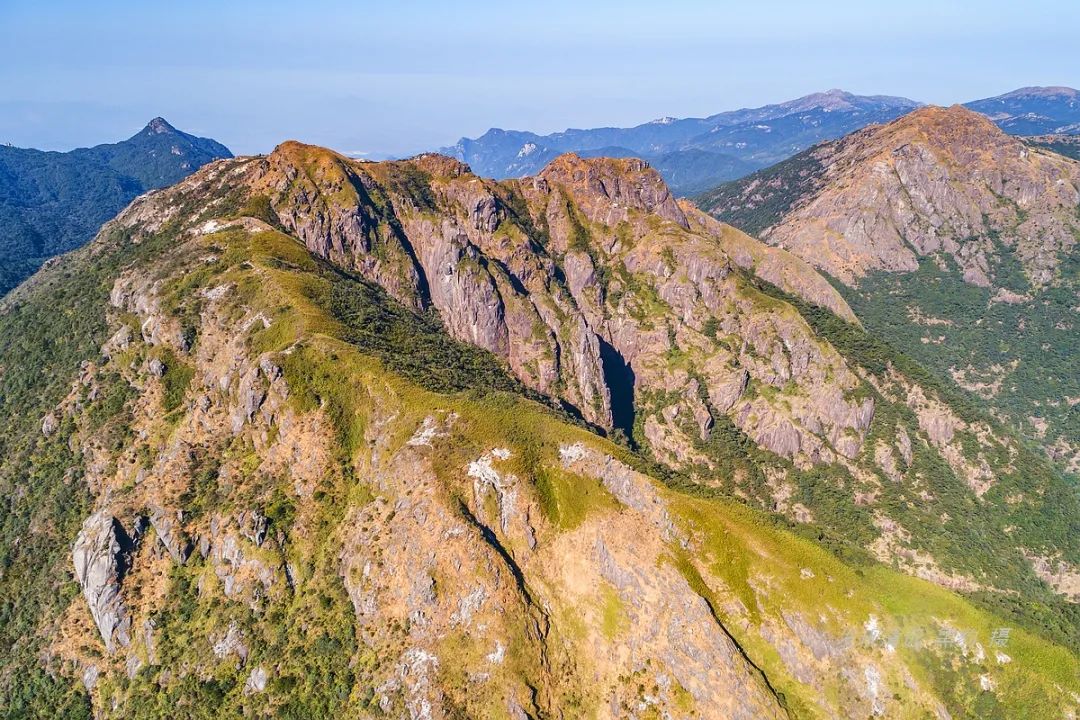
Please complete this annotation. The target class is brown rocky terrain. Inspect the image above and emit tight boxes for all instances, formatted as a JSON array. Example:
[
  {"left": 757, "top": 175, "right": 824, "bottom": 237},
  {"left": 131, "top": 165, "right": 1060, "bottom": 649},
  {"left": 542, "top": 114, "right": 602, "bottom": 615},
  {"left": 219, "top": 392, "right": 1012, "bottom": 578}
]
[
  {"left": 700, "top": 104, "right": 1080, "bottom": 476},
  {"left": 252, "top": 142, "right": 867, "bottom": 469},
  {"left": 2, "top": 144, "right": 1079, "bottom": 718},
  {"left": 704, "top": 105, "right": 1080, "bottom": 287}
]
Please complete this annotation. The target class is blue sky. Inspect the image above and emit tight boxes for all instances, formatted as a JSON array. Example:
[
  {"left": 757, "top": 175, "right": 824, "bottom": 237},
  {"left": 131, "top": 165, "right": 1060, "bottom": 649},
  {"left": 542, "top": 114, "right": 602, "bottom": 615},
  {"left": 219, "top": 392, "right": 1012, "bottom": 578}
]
[{"left": 1, "top": 0, "right": 1078, "bottom": 156}]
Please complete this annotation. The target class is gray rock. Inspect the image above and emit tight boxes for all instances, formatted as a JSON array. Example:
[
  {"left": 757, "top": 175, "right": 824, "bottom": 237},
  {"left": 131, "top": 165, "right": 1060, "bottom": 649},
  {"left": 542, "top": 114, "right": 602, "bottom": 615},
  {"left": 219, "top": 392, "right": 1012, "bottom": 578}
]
[
  {"left": 211, "top": 622, "right": 249, "bottom": 663},
  {"left": 81, "top": 664, "right": 100, "bottom": 692},
  {"left": 244, "top": 665, "right": 268, "bottom": 694},
  {"left": 101, "top": 324, "right": 133, "bottom": 359},
  {"left": 231, "top": 366, "right": 267, "bottom": 433},
  {"left": 240, "top": 510, "right": 268, "bottom": 547},
  {"left": 149, "top": 505, "right": 190, "bottom": 564},
  {"left": 72, "top": 510, "right": 131, "bottom": 652},
  {"left": 896, "top": 427, "right": 913, "bottom": 466}
]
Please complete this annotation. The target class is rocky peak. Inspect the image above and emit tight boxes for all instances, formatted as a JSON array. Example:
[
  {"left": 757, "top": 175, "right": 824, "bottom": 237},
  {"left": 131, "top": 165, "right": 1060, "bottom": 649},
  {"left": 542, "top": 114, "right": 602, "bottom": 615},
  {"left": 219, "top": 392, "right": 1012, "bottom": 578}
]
[
  {"left": 881, "top": 104, "right": 1008, "bottom": 147},
  {"left": 404, "top": 152, "right": 472, "bottom": 178},
  {"left": 702, "top": 102, "right": 1080, "bottom": 477},
  {"left": 537, "top": 153, "right": 689, "bottom": 229},
  {"left": 259, "top": 141, "right": 357, "bottom": 200},
  {"left": 716, "top": 104, "right": 1080, "bottom": 287},
  {"left": 265, "top": 139, "right": 347, "bottom": 169},
  {"left": 144, "top": 117, "right": 177, "bottom": 135}
]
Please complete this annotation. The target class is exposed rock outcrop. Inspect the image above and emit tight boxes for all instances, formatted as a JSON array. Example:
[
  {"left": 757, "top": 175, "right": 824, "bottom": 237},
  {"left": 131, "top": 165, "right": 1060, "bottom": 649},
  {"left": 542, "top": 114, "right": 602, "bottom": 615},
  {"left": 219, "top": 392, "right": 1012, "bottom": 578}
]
[
  {"left": 709, "top": 105, "right": 1080, "bottom": 288},
  {"left": 72, "top": 511, "right": 132, "bottom": 652},
  {"left": 242, "top": 143, "right": 873, "bottom": 467}
]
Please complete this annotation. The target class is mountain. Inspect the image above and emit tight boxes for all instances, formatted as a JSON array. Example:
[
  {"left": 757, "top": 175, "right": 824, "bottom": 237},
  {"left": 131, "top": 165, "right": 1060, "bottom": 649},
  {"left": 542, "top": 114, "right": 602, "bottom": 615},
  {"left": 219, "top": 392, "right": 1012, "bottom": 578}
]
[
  {"left": 698, "top": 104, "right": 1080, "bottom": 477},
  {"left": 441, "top": 90, "right": 923, "bottom": 194},
  {"left": 965, "top": 86, "right": 1080, "bottom": 135},
  {"left": 1, "top": 143, "right": 1078, "bottom": 717},
  {"left": 0, "top": 118, "right": 231, "bottom": 296}
]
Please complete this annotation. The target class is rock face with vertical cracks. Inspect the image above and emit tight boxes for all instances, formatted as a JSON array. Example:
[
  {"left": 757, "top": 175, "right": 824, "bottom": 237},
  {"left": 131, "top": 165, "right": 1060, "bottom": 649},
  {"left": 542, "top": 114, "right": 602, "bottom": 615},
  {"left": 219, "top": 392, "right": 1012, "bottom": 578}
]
[
  {"left": 248, "top": 143, "right": 869, "bottom": 467},
  {"left": 72, "top": 510, "right": 132, "bottom": 652}
]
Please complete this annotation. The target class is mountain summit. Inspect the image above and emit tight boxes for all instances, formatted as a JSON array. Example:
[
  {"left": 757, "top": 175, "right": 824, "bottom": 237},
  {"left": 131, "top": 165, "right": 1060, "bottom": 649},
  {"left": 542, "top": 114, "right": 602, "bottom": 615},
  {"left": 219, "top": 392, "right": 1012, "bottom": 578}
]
[
  {"left": 0, "top": 119, "right": 231, "bottom": 296},
  {"left": 700, "top": 103, "right": 1080, "bottom": 475},
  {"left": 144, "top": 116, "right": 178, "bottom": 134},
  {"left": 703, "top": 104, "right": 1079, "bottom": 286}
]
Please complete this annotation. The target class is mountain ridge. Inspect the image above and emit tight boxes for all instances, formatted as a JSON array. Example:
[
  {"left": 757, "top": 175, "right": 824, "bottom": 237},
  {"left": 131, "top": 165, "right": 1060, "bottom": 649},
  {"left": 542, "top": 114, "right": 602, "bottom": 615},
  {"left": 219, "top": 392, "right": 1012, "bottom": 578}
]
[
  {"left": 0, "top": 140, "right": 1077, "bottom": 717},
  {"left": 698, "top": 103, "right": 1080, "bottom": 476}
]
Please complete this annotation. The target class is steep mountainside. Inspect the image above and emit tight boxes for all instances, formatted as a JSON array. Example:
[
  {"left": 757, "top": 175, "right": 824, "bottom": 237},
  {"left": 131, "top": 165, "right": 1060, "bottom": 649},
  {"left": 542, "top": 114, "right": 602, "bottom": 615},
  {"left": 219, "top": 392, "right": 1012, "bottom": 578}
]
[
  {"left": 966, "top": 86, "right": 1080, "bottom": 135},
  {"left": 0, "top": 118, "right": 231, "bottom": 296},
  {"left": 442, "top": 90, "right": 921, "bottom": 193},
  {"left": 699, "top": 105, "right": 1080, "bottom": 474},
  {"left": 1, "top": 146, "right": 1078, "bottom": 718}
]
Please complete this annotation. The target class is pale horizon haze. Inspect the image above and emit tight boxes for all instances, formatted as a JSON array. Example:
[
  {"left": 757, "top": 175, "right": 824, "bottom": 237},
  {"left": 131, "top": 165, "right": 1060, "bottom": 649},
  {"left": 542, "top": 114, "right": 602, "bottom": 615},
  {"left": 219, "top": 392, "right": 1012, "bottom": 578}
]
[{"left": 1, "top": 0, "right": 1078, "bottom": 156}]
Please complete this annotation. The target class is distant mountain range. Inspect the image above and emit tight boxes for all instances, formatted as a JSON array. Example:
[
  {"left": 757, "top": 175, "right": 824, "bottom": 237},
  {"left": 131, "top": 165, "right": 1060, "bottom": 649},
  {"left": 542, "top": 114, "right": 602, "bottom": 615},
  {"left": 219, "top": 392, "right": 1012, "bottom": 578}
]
[
  {"left": 443, "top": 86, "right": 1080, "bottom": 194},
  {"left": 964, "top": 86, "right": 1080, "bottom": 135},
  {"left": 442, "top": 90, "right": 922, "bottom": 195},
  {"left": 0, "top": 118, "right": 231, "bottom": 296}
]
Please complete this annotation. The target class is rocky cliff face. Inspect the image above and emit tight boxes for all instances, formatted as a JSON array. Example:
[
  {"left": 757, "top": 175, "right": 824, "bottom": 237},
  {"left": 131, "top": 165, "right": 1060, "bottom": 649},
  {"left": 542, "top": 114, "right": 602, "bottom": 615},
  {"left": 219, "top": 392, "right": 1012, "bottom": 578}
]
[
  {"left": 247, "top": 143, "right": 869, "bottom": 471},
  {"left": 700, "top": 105, "right": 1080, "bottom": 475}
]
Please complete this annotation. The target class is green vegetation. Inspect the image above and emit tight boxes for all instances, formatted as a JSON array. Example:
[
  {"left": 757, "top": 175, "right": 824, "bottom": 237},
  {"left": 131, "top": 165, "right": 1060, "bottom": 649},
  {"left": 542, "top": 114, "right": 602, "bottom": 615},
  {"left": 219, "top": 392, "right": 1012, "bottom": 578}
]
[
  {"left": 148, "top": 347, "right": 195, "bottom": 414},
  {"left": 746, "top": 271, "right": 1080, "bottom": 651},
  {"left": 0, "top": 122, "right": 229, "bottom": 296},
  {"left": 0, "top": 220, "right": 185, "bottom": 716},
  {"left": 839, "top": 253, "right": 1080, "bottom": 479},
  {"left": 1023, "top": 135, "right": 1080, "bottom": 161},
  {"left": 534, "top": 466, "right": 618, "bottom": 530},
  {"left": 695, "top": 146, "right": 827, "bottom": 237},
  {"left": 667, "top": 484, "right": 1080, "bottom": 720}
]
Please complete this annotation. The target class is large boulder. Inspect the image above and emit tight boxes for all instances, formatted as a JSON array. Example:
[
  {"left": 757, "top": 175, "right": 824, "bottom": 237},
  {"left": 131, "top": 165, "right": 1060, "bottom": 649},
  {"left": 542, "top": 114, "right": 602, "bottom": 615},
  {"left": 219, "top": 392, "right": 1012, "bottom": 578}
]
[{"left": 72, "top": 510, "right": 131, "bottom": 652}]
